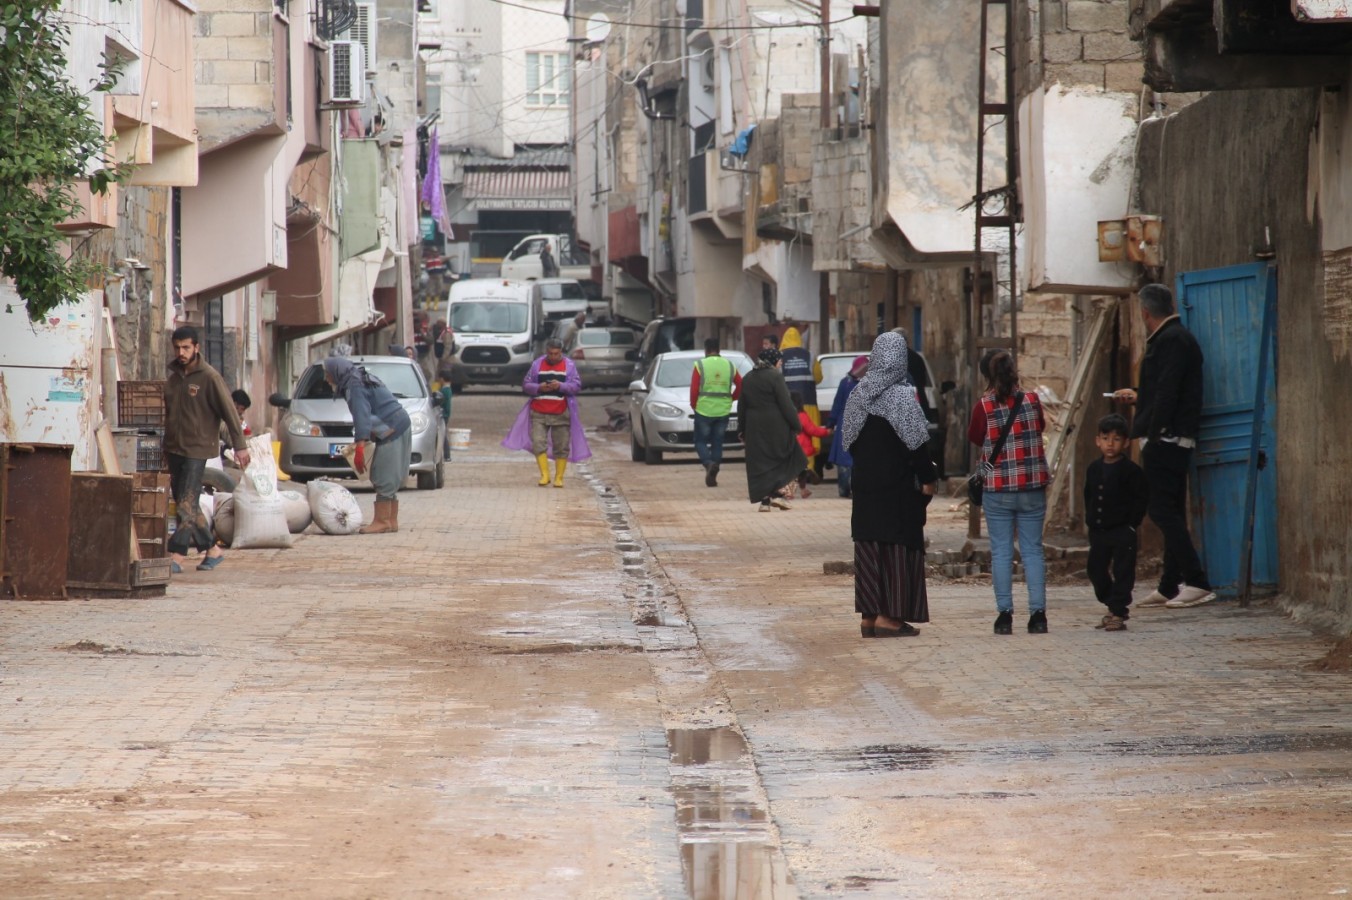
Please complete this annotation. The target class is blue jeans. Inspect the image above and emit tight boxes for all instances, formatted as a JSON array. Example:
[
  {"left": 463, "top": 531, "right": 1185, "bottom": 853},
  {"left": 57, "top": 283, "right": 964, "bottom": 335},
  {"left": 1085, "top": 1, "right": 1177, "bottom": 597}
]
[
  {"left": 836, "top": 465, "right": 852, "bottom": 497},
  {"left": 693, "top": 413, "right": 728, "bottom": 467},
  {"left": 983, "top": 488, "right": 1047, "bottom": 613}
]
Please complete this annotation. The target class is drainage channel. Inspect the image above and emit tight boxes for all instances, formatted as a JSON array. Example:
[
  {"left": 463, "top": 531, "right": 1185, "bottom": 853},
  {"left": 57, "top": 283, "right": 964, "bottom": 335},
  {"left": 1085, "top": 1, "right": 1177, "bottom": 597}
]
[{"left": 582, "top": 469, "right": 798, "bottom": 900}]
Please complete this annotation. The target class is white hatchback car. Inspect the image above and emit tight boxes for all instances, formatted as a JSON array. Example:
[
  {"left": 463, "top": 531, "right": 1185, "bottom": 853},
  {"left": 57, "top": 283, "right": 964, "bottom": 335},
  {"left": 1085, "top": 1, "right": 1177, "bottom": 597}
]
[{"left": 627, "top": 350, "right": 755, "bottom": 464}]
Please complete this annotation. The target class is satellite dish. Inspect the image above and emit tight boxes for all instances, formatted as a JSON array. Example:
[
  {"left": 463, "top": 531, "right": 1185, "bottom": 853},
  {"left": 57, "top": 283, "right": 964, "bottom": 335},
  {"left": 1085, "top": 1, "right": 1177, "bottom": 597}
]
[{"left": 583, "top": 13, "right": 611, "bottom": 44}]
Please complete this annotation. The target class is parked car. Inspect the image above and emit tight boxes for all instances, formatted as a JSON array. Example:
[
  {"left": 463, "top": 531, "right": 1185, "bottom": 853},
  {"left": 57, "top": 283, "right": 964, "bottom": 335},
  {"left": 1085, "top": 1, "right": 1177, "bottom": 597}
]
[
  {"left": 816, "top": 349, "right": 951, "bottom": 476},
  {"left": 630, "top": 316, "right": 698, "bottom": 382},
  {"left": 269, "top": 356, "right": 445, "bottom": 489},
  {"left": 627, "top": 349, "right": 754, "bottom": 464},
  {"left": 571, "top": 326, "right": 640, "bottom": 389}
]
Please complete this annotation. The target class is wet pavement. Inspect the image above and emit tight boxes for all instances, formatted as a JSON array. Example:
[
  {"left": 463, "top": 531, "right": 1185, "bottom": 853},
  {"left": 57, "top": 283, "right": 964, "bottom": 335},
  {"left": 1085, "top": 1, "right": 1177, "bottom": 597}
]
[{"left": 0, "top": 388, "right": 1348, "bottom": 897}]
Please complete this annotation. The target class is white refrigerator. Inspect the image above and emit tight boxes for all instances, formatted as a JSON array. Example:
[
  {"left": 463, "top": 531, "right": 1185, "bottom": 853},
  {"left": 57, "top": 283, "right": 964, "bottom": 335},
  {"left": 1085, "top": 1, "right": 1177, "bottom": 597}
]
[{"left": 0, "top": 286, "right": 101, "bottom": 471}]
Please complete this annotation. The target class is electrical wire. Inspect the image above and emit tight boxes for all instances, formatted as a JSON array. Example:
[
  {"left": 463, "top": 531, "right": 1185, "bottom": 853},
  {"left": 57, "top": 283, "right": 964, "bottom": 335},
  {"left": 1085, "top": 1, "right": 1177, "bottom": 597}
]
[{"left": 482, "top": 0, "right": 859, "bottom": 32}]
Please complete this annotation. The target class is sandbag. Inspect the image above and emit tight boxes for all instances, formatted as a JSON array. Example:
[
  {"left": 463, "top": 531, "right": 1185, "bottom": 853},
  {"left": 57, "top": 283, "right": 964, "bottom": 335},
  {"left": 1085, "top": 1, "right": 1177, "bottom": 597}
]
[
  {"left": 213, "top": 494, "right": 235, "bottom": 546},
  {"left": 279, "top": 490, "right": 312, "bottom": 534},
  {"left": 308, "top": 479, "right": 364, "bottom": 535},
  {"left": 231, "top": 435, "right": 292, "bottom": 549}
]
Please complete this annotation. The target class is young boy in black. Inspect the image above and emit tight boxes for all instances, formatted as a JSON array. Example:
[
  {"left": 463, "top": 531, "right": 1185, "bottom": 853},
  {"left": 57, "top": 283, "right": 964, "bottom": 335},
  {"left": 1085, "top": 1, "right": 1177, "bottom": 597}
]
[{"left": 1084, "top": 414, "right": 1150, "bottom": 631}]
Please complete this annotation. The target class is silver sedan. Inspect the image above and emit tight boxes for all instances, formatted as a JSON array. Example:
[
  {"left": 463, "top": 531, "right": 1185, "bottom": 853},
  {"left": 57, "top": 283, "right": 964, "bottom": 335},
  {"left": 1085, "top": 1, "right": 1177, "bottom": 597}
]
[{"left": 627, "top": 349, "right": 754, "bottom": 464}]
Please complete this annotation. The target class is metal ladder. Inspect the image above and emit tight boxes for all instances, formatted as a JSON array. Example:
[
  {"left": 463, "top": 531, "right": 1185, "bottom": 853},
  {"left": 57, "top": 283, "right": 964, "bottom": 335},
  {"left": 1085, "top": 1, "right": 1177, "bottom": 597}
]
[{"left": 968, "top": 0, "right": 1021, "bottom": 537}]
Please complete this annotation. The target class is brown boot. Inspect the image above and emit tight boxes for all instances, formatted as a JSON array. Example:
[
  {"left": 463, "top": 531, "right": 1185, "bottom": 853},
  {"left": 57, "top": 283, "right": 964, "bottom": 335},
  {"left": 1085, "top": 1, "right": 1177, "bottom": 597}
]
[{"left": 361, "top": 499, "right": 397, "bottom": 534}]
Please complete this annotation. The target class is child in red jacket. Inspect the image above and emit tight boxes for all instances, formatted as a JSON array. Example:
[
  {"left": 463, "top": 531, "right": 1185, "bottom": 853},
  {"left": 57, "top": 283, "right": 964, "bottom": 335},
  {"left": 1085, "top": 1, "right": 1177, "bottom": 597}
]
[{"left": 791, "top": 392, "right": 832, "bottom": 498}]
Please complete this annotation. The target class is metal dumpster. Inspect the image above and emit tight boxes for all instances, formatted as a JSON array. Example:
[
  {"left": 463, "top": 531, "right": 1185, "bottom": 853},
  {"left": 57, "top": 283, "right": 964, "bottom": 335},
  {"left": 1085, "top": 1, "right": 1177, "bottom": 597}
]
[{"left": 0, "top": 443, "right": 72, "bottom": 601}]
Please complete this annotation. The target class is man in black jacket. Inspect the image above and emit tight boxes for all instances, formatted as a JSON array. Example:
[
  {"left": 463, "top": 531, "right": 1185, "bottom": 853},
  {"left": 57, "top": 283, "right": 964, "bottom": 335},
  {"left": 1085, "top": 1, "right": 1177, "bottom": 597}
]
[{"left": 1112, "top": 284, "right": 1216, "bottom": 609}]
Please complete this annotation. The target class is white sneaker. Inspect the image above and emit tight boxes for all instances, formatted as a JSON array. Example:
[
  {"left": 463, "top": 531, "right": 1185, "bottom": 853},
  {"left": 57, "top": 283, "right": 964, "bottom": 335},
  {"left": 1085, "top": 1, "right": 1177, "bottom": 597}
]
[
  {"left": 1165, "top": 586, "right": 1217, "bottom": 608},
  {"left": 769, "top": 496, "right": 792, "bottom": 511},
  {"left": 1137, "top": 590, "right": 1170, "bottom": 608}
]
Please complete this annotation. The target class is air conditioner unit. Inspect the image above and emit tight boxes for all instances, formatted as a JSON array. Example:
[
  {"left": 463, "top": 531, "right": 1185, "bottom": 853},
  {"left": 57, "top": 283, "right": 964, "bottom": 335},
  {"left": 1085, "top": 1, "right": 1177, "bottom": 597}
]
[
  {"left": 327, "top": 40, "right": 366, "bottom": 106},
  {"left": 701, "top": 53, "right": 715, "bottom": 93}
]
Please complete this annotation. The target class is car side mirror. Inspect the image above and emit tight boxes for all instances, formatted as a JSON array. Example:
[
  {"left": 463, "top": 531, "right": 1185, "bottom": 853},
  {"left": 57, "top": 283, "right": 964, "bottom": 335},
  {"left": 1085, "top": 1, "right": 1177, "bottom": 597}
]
[
  {"left": 940, "top": 380, "right": 956, "bottom": 395},
  {"left": 627, "top": 380, "right": 647, "bottom": 393},
  {"left": 269, "top": 392, "right": 292, "bottom": 409}
]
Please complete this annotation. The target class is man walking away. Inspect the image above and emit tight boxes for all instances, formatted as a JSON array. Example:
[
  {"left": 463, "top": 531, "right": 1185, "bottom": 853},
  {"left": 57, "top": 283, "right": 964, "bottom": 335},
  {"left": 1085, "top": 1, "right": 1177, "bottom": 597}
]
[
  {"left": 690, "top": 337, "right": 743, "bottom": 487},
  {"left": 164, "top": 326, "right": 251, "bottom": 573},
  {"left": 1112, "top": 283, "right": 1216, "bottom": 609}
]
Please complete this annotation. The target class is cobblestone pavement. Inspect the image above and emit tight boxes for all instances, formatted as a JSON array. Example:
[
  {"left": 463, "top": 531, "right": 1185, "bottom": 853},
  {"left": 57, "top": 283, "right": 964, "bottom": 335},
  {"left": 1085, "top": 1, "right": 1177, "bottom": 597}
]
[{"left": 0, "top": 389, "right": 1349, "bottom": 897}]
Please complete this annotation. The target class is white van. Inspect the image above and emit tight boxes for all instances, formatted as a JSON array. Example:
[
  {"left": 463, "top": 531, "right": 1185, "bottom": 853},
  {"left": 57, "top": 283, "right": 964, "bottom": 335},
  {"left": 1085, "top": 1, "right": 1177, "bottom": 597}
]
[{"left": 443, "top": 279, "right": 547, "bottom": 387}]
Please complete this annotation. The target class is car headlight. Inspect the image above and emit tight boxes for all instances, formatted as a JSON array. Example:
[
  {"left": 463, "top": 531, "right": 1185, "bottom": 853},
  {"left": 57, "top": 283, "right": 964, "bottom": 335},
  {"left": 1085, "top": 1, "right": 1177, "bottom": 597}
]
[
  {"left": 285, "top": 413, "right": 320, "bottom": 437},
  {"left": 511, "top": 341, "right": 531, "bottom": 354},
  {"left": 647, "top": 401, "right": 684, "bottom": 419},
  {"left": 409, "top": 411, "right": 430, "bottom": 434}
]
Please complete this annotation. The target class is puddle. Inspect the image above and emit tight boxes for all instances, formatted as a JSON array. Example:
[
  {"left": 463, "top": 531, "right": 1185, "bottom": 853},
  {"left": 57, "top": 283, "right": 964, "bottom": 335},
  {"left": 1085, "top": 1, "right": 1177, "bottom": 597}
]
[{"left": 668, "top": 728, "right": 795, "bottom": 899}]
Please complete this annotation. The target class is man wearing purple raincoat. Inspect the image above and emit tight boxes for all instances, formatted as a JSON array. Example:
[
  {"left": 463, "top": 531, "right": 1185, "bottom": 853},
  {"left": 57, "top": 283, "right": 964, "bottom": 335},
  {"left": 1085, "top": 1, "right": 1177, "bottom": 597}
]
[{"left": 502, "top": 339, "right": 592, "bottom": 487}]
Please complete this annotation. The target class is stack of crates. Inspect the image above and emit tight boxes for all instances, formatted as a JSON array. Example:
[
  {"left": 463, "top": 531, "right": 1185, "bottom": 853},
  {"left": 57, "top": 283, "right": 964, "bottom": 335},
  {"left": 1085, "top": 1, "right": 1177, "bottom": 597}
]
[{"left": 114, "top": 380, "right": 166, "bottom": 474}]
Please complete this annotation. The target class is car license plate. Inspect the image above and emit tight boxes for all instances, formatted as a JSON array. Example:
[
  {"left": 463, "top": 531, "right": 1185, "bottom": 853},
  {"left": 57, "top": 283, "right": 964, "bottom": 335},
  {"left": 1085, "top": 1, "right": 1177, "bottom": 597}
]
[
  {"left": 728, "top": 417, "right": 737, "bottom": 430},
  {"left": 329, "top": 442, "right": 348, "bottom": 458},
  {"left": 477, "top": 366, "right": 501, "bottom": 375}
]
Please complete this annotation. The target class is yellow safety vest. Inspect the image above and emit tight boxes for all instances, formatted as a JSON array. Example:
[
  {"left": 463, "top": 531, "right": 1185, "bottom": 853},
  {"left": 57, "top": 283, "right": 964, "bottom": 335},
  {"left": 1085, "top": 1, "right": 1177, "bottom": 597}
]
[{"left": 694, "top": 356, "right": 735, "bottom": 418}]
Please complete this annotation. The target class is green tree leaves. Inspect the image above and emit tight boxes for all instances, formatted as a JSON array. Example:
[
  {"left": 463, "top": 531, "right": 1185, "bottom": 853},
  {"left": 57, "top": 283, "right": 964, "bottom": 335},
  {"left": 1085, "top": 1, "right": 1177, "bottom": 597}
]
[{"left": 0, "top": 2, "right": 126, "bottom": 322}]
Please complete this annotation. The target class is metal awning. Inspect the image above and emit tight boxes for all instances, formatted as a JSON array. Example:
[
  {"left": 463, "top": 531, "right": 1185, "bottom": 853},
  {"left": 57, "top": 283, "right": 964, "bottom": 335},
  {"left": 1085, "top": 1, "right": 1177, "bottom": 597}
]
[{"left": 462, "top": 169, "right": 571, "bottom": 211}]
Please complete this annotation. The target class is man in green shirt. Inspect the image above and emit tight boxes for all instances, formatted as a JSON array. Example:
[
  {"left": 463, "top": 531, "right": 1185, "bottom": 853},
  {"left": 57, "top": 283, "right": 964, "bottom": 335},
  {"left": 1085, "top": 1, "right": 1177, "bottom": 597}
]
[{"left": 689, "top": 338, "right": 743, "bottom": 487}]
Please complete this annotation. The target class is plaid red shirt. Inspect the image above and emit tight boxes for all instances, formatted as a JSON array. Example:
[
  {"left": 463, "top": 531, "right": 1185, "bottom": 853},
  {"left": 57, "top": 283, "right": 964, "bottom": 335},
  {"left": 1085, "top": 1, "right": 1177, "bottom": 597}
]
[{"left": 975, "top": 391, "right": 1051, "bottom": 493}]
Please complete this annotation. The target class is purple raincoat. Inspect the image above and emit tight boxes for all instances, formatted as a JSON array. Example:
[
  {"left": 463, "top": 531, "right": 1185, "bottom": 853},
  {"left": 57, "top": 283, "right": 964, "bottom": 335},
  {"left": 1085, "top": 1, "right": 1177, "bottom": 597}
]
[{"left": 501, "top": 356, "right": 593, "bottom": 461}]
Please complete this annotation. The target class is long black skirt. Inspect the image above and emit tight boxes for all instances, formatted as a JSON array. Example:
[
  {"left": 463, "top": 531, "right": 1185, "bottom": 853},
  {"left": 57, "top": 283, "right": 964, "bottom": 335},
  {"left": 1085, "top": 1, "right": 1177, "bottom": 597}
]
[{"left": 854, "top": 541, "right": 929, "bottom": 623}]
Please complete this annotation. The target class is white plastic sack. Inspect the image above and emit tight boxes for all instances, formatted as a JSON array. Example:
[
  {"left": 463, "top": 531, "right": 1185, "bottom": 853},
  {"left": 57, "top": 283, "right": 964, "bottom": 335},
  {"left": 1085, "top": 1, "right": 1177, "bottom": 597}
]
[
  {"left": 308, "top": 479, "right": 364, "bottom": 535},
  {"left": 231, "top": 436, "right": 292, "bottom": 550},
  {"left": 214, "top": 494, "right": 235, "bottom": 546},
  {"left": 199, "top": 491, "right": 216, "bottom": 530},
  {"left": 279, "top": 490, "right": 312, "bottom": 534},
  {"left": 240, "top": 433, "right": 279, "bottom": 495}
]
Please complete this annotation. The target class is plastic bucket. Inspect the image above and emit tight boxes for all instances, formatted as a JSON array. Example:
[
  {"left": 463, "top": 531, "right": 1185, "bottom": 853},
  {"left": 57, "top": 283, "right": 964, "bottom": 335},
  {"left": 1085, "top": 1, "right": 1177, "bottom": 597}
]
[{"left": 448, "top": 428, "right": 472, "bottom": 450}]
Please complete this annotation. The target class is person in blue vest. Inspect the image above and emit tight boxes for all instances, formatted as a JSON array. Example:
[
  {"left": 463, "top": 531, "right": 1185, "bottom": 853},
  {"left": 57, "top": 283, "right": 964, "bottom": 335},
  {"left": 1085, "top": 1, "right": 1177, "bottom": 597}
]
[
  {"left": 690, "top": 337, "right": 743, "bottom": 487},
  {"left": 827, "top": 355, "right": 869, "bottom": 498},
  {"left": 779, "top": 327, "right": 821, "bottom": 462}
]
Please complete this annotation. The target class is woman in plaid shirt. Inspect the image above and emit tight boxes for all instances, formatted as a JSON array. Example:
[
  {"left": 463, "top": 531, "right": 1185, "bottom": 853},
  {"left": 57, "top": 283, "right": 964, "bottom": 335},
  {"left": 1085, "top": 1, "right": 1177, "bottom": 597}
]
[{"left": 968, "top": 351, "right": 1052, "bottom": 635}]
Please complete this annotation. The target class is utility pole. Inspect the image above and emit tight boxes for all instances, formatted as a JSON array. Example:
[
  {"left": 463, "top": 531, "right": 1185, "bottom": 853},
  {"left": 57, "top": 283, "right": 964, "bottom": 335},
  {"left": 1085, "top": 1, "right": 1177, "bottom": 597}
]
[{"left": 818, "top": 0, "right": 832, "bottom": 352}]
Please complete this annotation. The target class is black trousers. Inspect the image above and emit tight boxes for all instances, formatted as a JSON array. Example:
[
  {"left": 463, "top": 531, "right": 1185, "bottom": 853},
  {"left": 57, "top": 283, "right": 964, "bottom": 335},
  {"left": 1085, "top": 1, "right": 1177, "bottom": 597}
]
[
  {"left": 1142, "top": 440, "right": 1210, "bottom": 596},
  {"left": 1088, "top": 525, "right": 1137, "bottom": 616},
  {"left": 166, "top": 453, "right": 214, "bottom": 555}
]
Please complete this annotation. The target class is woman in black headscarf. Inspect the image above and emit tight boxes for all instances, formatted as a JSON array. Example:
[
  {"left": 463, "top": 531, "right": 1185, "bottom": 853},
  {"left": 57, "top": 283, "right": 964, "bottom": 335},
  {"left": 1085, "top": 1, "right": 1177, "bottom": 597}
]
[
  {"left": 842, "top": 331, "right": 938, "bottom": 638},
  {"left": 737, "top": 347, "right": 806, "bottom": 511}
]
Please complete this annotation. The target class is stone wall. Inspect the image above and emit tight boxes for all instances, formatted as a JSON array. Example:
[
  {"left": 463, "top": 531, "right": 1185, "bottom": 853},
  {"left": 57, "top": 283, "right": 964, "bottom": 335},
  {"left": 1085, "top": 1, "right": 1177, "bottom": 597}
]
[
  {"left": 812, "top": 131, "right": 882, "bottom": 272},
  {"left": 1041, "top": 0, "right": 1142, "bottom": 92},
  {"left": 193, "top": 1, "right": 279, "bottom": 149}
]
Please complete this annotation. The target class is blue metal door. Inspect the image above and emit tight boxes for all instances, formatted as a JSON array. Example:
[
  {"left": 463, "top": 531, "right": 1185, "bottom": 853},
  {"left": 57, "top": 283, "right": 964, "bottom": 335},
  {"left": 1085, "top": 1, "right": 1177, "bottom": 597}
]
[{"left": 1176, "top": 263, "right": 1278, "bottom": 596}]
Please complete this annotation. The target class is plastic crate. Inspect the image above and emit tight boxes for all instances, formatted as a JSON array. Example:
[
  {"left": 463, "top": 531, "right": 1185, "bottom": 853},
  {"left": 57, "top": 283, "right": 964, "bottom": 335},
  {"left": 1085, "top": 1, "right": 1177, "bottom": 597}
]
[
  {"left": 117, "top": 380, "right": 165, "bottom": 428},
  {"left": 135, "top": 431, "right": 163, "bottom": 472}
]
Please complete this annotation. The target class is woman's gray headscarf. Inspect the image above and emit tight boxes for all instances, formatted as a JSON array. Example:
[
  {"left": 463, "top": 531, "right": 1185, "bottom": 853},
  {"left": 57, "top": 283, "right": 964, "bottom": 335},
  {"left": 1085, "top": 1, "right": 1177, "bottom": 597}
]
[
  {"left": 322, "top": 356, "right": 374, "bottom": 394},
  {"left": 841, "top": 331, "right": 930, "bottom": 452}
]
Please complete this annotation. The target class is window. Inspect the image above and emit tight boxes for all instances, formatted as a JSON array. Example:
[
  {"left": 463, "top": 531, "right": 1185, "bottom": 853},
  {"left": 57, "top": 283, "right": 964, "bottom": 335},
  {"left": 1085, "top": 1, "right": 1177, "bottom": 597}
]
[{"left": 526, "top": 52, "right": 571, "bottom": 107}]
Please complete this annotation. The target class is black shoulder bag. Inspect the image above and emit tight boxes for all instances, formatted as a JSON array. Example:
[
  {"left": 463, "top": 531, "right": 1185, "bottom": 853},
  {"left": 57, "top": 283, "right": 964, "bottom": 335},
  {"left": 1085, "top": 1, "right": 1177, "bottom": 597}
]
[{"left": 967, "top": 392, "right": 1024, "bottom": 507}]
